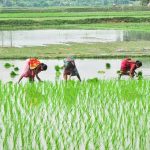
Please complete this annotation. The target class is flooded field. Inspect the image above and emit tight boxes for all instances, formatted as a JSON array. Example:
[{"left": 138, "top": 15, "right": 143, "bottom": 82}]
[
  {"left": 0, "top": 30, "right": 150, "bottom": 47},
  {"left": 0, "top": 58, "right": 149, "bottom": 83}
]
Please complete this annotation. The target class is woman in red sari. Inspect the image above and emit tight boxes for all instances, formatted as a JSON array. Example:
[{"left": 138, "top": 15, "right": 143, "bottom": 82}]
[
  {"left": 119, "top": 58, "right": 142, "bottom": 79},
  {"left": 18, "top": 58, "right": 47, "bottom": 83}
]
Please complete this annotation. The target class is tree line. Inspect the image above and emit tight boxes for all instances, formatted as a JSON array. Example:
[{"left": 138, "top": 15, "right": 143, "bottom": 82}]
[{"left": 0, "top": 0, "right": 149, "bottom": 7}]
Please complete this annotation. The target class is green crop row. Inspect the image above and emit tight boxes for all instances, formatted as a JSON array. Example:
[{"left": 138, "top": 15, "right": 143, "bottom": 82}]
[
  {"left": 0, "top": 11, "right": 149, "bottom": 30},
  {"left": 0, "top": 17, "right": 150, "bottom": 28},
  {"left": 0, "top": 80, "right": 149, "bottom": 149},
  {"left": 0, "top": 11, "right": 150, "bottom": 19}
]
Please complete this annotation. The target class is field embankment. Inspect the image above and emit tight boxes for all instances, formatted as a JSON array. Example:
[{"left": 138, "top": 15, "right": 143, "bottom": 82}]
[{"left": 0, "top": 41, "right": 150, "bottom": 59}]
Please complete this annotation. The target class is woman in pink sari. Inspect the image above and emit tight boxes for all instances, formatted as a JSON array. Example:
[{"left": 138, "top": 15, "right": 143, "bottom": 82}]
[{"left": 18, "top": 58, "right": 47, "bottom": 83}]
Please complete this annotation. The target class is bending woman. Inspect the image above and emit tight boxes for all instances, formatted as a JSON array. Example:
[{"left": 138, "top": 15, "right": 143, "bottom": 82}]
[
  {"left": 18, "top": 58, "right": 47, "bottom": 83},
  {"left": 119, "top": 58, "right": 142, "bottom": 79},
  {"left": 63, "top": 57, "right": 81, "bottom": 81}
]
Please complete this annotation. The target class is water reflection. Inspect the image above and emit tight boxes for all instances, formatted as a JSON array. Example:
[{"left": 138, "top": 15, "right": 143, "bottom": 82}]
[{"left": 0, "top": 30, "right": 149, "bottom": 47}]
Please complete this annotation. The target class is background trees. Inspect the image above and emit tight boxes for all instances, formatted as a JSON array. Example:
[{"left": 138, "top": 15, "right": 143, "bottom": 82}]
[{"left": 0, "top": 0, "right": 149, "bottom": 7}]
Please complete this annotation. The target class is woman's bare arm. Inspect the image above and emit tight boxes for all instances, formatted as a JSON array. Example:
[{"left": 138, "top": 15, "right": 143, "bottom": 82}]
[
  {"left": 33, "top": 65, "right": 42, "bottom": 82},
  {"left": 36, "top": 74, "right": 42, "bottom": 82},
  {"left": 18, "top": 75, "right": 23, "bottom": 83}
]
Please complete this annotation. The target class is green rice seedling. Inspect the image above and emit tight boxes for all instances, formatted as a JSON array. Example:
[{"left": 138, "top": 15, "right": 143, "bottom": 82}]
[
  {"left": 0, "top": 80, "right": 149, "bottom": 149},
  {"left": 55, "top": 65, "right": 63, "bottom": 72},
  {"left": 137, "top": 71, "right": 143, "bottom": 80},
  {"left": 10, "top": 71, "right": 18, "bottom": 78},
  {"left": 14, "top": 67, "right": 19, "bottom": 72},
  {"left": 106, "top": 63, "right": 111, "bottom": 69},
  {"left": 55, "top": 65, "right": 61, "bottom": 72},
  {"left": 87, "top": 78, "right": 99, "bottom": 82},
  {"left": 55, "top": 65, "right": 63, "bottom": 80},
  {"left": 56, "top": 71, "right": 61, "bottom": 78},
  {"left": 4, "top": 63, "right": 12, "bottom": 68},
  {"left": 137, "top": 71, "right": 142, "bottom": 76},
  {"left": 116, "top": 70, "right": 121, "bottom": 74},
  {"left": 6, "top": 81, "right": 13, "bottom": 84}
]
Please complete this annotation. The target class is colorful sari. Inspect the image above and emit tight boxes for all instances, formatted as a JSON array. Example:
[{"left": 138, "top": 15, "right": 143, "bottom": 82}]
[{"left": 21, "top": 58, "right": 41, "bottom": 78}]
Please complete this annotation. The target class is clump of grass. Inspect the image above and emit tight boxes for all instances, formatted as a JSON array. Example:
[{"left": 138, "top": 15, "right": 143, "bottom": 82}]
[
  {"left": 7, "top": 81, "right": 13, "bottom": 84},
  {"left": 25, "top": 84, "right": 45, "bottom": 106},
  {"left": 55, "top": 65, "right": 63, "bottom": 79},
  {"left": 137, "top": 71, "right": 143, "bottom": 80},
  {"left": 56, "top": 71, "right": 61, "bottom": 78},
  {"left": 87, "top": 77, "right": 99, "bottom": 82},
  {"left": 137, "top": 71, "right": 142, "bottom": 76},
  {"left": 116, "top": 70, "right": 121, "bottom": 74},
  {"left": 4, "top": 63, "right": 12, "bottom": 68},
  {"left": 10, "top": 71, "right": 18, "bottom": 78},
  {"left": 55, "top": 65, "right": 63, "bottom": 71},
  {"left": 4, "top": 62, "right": 19, "bottom": 79},
  {"left": 106, "top": 63, "right": 111, "bottom": 69},
  {"left": 55, "top": 65, "right": 61, "bottom": 72},
  {"left": 14, "top": 67, "right": 19, "bottom": 71}
]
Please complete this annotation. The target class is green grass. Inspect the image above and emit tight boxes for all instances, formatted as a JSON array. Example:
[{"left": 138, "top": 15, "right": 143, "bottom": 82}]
[
  {"left": 0, "top": 23, "right": 150, "bottom": 31},
  {"left": 0, "top": 11, "right": 150, "bottom": 19},
  {"left": 0, "top": 41, "right": 150, "bottom": 59},
  {"left": 0, "top": 10, "right": 149, "bottom": 30},
  {"left": 0, "top": 80, "right": 149, "bottom": 149}
]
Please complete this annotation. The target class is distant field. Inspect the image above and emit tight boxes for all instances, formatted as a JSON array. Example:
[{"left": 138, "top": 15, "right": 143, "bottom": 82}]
[
  {"left": 0, "top": 9, "right": 149, "bottom": 30},
  {"left": 0, "top": 11, "right": 150, "bottom": 19},
  {"left": 0, "top": 41, "right": 150, "bottom": 59}
]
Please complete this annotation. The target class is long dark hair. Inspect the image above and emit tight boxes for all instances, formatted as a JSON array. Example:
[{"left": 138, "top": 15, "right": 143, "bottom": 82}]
[
  {"left": 41, "top": 63, "right": 47, "bottom": 70},
  {"left": 136, "top": 61, "right": 142, "bottom": 67}
]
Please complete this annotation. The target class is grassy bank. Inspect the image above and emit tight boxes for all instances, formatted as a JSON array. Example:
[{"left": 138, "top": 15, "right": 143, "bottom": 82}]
[
  {"left": 0, "top": 23, "right": 149, "bottom": 31},
  {"left": 0, "top": 41, "right": 150, "bottom": 59},
  {"left": 0, "top": 11, "right": 150, "bottom": 19},
  {"left": 0, "top": 80, "right": 149, "bottom": 149},
  {"left": 0, "top": 10, "right": 149, "bottom": 30},
  {"left": 0, "top": 22, "right": 149, "bottom": 32}
]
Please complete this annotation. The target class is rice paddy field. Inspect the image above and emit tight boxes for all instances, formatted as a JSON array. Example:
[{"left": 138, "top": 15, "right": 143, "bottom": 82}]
[
  {"left": 0, "top": 9, "right": 150, "bottom": 31},
  {"left": 0, "top": 80, "right": 149, "bottom": 149},
  {"left": 0, "top": 11, "right": 150, "bottom": 20}
]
